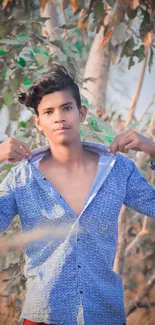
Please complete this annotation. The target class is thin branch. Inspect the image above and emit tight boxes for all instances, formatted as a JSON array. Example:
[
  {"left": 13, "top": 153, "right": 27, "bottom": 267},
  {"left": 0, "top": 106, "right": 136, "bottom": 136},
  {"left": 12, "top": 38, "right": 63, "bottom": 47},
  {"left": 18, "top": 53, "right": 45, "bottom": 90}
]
[
  {"left": 0, "top": 270, "right": 23, "bottom": 295},
  {"left": 138, "top": 92, "right": 155, "bottom": 123},
  {"left": 126, "top": 273, "right": 155, "bottom": 316},
  {"left": 147, "top": 111, "right": 155, "bottom": 136},
  {"left": 123, "top": 18, "right": 155, "bottom": 49},
  {"left": 113, "top": 205, "right": 127, "bottom": 275},
  {"left": 125, "top": 52, "right": 149, "bottom": 127},
  {"left": 125, "top": 215, "right": 149, "bottom": 257}
]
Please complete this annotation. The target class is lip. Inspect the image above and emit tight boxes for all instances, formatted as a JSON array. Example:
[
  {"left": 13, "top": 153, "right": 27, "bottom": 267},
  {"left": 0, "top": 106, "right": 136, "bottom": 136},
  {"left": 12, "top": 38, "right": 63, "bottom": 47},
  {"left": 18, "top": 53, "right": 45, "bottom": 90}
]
[{"left": 53, "top": 126, "right": 70, "bottom": 132}]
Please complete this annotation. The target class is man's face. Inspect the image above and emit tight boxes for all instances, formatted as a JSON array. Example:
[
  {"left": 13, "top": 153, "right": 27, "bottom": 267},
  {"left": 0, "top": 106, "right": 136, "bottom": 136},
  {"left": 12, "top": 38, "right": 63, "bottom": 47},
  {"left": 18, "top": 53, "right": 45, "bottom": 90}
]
[{"left": 33, "top": 89, "right": 87, "bottom": 145}]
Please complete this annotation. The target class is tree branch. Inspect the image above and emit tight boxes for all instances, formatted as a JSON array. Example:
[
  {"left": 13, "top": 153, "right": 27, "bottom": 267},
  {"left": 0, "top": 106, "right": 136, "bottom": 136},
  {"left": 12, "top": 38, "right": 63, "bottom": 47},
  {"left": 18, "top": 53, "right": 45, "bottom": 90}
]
[{"left": 126, "top": 273, "right": 155, "bottom": 316}]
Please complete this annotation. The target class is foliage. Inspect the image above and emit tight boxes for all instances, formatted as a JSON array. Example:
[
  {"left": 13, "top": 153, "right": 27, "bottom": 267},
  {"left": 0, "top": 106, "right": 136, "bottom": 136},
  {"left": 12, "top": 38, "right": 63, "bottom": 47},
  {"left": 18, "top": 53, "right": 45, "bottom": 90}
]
[{"left": 0, "top": 3, "right": 155, "bottom": 324}]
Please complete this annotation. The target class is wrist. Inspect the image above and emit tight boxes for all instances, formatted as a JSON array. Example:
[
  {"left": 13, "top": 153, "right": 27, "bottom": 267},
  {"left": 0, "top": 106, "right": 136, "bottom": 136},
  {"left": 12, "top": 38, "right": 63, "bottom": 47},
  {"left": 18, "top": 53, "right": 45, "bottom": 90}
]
[
  {"left": 150, "top": 143, "right": 155, "bottom": 161},
  {"left": 0, "top": 154, "right": 6, "bottom": 163}
]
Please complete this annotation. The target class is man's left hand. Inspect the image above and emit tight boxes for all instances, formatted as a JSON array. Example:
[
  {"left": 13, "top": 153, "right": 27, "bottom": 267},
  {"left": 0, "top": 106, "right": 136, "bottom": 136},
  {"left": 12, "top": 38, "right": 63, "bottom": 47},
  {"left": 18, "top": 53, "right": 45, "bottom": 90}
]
[{"left": 108, "top": 129, "right": 155, "bottom": 161}]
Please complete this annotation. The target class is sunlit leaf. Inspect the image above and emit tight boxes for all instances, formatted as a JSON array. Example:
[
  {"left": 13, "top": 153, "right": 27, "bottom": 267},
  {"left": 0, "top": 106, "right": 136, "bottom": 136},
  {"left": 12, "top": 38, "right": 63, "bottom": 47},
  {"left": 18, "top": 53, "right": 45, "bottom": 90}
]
[
  {"left": 100, "top": 27, "right": 114, "bottom": 47},
  {"left": 3, "top": 91, "right": 14, "bottom": 106},
  {"left": 40, "top": 0, "right": 48, "bottom": 12},
  {"left": 2, "top": 0, "right": 13, "bottom": 9},
  {"left": 70, "top": 0, "right": 78, "bottom": 12}
]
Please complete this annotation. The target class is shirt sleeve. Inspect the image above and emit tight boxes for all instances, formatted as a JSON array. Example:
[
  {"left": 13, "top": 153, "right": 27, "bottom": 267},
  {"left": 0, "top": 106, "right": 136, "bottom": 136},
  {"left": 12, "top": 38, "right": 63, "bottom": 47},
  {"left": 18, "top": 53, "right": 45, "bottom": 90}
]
[
  {"left": 0, "top": 169, "right": 18, "bottom": 231},
  {"left": 123, "top": 161, "right": 155, "bottom": 218}
]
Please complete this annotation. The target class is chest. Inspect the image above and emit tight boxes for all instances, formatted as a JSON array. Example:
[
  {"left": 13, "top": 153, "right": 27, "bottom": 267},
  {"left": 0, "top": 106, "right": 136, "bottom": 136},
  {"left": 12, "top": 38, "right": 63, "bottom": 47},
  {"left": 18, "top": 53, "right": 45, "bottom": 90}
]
[{"left": 39, "top": 165, "right": 98, "bottom": 216}]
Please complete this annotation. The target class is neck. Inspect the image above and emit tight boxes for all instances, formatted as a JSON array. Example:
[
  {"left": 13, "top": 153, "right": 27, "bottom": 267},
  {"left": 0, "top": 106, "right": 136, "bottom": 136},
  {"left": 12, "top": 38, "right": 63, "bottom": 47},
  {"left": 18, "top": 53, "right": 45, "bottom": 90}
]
[{"left": 48, "top": 138, "right": 85, "bottom": 168}]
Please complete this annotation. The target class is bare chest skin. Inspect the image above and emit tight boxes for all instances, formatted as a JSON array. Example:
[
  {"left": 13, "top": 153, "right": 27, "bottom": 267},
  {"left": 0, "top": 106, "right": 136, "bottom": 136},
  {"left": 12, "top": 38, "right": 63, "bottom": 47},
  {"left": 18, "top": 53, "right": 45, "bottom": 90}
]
[{"left": 39, "top": 151, "right": 99, "bottom": 216}]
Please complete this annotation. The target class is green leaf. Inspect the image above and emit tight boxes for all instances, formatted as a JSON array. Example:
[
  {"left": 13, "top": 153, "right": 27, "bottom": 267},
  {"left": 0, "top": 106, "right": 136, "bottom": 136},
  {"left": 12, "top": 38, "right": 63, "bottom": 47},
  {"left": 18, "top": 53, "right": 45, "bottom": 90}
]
[
  {"left": 34, "top": 53, "right": 48, "bottom": 67},
  {"left": 121, "top": 37, "right": 135, "bottom": 58},
  {"left": 75, "top": 40, "right": 84, "bottom": 52},
  {"left": 17, "top": 57, "right": 26, "bottom": 67},
  {"left": 3, "top": 91, "right": 14, "bottom": 106},
  {"left": 94, "top": 1, "right": 104, "bottom": 23},
  {"left": 148, "top": 48, "right": 154, "bottom": 72},
  {"left": 127, "top": 8, "right": 138, "bottom": 19},
  {"left": 106, "top": 0, "right": 115, "bottom": 6},
  {"left": 0, "top": 48, "right": 5, "bottom": 55},
  {"left": 133, "top": 45, "right": 144, "bottom": 62},
  {"left": 23, "top": 78, "right": 33, "bottom": 86},
  {"left": 19, "top": 121, "right": 27, "bottom": 128},
  {"left": 60, "top": 24, "right": 76, "bottom": 30},
  {"left": 128, "top": 56, "right": 134, "bottom": 69},
  {"left": 9, "top": 77, "right": 20, "bottom": 91},
  {"left": 0, "top": 39, "right": 20, "bottom": 45},
  {"left": 104, "top": 135, "right": 114, "bottom": 144}
]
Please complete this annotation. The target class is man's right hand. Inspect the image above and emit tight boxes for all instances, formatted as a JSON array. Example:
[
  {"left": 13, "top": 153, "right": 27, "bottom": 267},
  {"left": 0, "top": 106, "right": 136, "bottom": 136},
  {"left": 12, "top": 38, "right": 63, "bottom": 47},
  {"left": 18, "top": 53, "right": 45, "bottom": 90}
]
[{"left": 0, "top": 138, "right": 32, "bottom": 163}]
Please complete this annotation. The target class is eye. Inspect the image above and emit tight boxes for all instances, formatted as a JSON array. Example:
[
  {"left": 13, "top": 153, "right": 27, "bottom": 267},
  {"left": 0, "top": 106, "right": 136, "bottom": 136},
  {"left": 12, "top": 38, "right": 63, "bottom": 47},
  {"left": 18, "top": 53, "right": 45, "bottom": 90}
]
[
  {"left": 64, "top": 106, "right": 72, "bottom": 111},
  {"left": 45, "top": 110, "right": 53, "bottom": 115}
]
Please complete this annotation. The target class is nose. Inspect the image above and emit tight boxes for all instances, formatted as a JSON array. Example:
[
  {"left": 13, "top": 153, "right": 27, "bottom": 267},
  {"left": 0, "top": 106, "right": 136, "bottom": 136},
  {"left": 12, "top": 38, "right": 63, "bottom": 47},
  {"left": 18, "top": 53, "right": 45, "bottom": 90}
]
[{"left": 54, "top": 111, "right": 66, "bottom": 124}]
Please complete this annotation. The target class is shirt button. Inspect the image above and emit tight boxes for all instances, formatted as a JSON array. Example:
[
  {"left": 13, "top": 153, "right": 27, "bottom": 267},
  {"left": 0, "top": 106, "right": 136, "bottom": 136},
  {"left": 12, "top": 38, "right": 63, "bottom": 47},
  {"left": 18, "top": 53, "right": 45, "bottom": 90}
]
[
  {"left": 80, "top": 290, "right": 83, "bottom": 294},
  {"left": 77, "top": 238, "right": 80, "bottom": 241},
  {"left": 78, "top": 265, "right": 81, "bottom": 268}
]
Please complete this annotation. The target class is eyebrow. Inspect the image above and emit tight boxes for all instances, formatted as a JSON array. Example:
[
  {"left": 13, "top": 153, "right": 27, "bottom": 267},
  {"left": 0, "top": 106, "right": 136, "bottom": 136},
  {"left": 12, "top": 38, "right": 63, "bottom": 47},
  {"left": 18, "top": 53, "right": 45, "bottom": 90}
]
[{"left": 41, "top": 102, "right": 73, "bottom": 111}]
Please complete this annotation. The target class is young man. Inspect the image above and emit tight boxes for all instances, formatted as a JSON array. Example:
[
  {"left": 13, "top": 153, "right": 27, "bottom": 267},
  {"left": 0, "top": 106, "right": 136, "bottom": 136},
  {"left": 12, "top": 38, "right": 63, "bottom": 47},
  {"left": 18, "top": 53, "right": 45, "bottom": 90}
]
[{"left": 0, "top": 64, "right": 155, "bottom": 325}]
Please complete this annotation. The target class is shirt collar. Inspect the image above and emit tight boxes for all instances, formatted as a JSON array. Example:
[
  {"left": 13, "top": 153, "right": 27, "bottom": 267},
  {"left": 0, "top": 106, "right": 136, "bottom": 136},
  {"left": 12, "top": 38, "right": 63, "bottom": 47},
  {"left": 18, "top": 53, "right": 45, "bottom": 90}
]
[{"left": 26, "top": 141, "right": 114, "bottom": 164}]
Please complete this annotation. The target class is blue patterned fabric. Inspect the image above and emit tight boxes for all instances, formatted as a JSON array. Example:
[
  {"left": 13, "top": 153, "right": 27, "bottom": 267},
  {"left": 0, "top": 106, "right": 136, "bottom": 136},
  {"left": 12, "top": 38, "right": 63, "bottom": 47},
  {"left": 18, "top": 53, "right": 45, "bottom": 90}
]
[{"left": 0, "top": 142, "right": 155, "bottom": 325}]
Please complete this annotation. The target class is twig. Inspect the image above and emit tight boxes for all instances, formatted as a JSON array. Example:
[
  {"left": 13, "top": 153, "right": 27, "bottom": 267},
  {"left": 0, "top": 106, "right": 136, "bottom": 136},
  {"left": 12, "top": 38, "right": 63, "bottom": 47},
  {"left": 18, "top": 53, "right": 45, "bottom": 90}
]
[
  {"left": 138, "top": 93, "right": 155, "bottom": 123},
  {"left": 123, "top": 18, "right": 155, "bottom": 49},
  {"left": 147, "top": 111, "right": 155, "bottom": 136},
  {"left": 125, "top": 215, "right": 149, "bottom": 257},
  {"left": 113, "top": 205, "right": 127, "bottom": 275},
  {"left": 126, "top": 273, "right": 155, "bottom": 316},
  {"left": 0, "top": 270, "right": 23, "bottom": 295}
]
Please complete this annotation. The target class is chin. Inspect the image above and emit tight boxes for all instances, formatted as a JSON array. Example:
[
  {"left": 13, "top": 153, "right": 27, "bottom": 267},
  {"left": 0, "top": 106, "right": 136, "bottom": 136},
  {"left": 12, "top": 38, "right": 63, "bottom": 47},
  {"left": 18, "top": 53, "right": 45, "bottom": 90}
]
[{"left": 53, "top": 135, "right": 73, "bottom": 146}]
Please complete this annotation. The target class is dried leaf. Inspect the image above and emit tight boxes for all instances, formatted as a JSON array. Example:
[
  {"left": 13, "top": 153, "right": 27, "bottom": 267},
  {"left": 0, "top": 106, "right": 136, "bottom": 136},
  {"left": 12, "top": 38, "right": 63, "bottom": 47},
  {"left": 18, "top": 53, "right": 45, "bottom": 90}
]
[
  {"left": 77, "top": 8, "right": 88, "bottom": 30},
  {"left": 40, "top": 0, "right": 48, "bottom": 12},
  {"left": 70, "top": 0, "right": 78, "bottom": 12},
  {"left": 144, "top": 31, "right": 152, "bottom": 49},
  {"left": 128, "top": 0, "right": 140, "bottom": 10},
  {"left": 2, "top": 0, "right": 12, "bottom": 9},
  {"left": 100, "top": 27, "right": 114, "bottom": 47}
]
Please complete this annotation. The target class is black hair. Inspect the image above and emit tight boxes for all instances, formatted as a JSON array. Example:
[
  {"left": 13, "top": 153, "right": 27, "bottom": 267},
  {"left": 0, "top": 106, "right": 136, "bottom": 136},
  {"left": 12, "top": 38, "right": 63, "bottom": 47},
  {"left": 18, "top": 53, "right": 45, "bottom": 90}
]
[{"left": 18, "top": 63, "right": 81, "bottom": 115}]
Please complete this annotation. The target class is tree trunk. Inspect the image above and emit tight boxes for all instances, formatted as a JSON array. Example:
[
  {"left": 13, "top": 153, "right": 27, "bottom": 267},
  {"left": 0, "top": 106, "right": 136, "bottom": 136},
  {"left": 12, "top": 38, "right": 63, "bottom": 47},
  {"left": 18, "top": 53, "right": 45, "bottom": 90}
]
[
  {"left": 40, "top": 0, "right": 65, "bottom": 40},
  {"left": 124, "top": 54, "right": 148, "bottom": 127},
  {"left": 82, "top": 26, "right": 111, "bottom": 116},
  {"left": 82, "top": 0, "right": 131, "bottom": 117}
]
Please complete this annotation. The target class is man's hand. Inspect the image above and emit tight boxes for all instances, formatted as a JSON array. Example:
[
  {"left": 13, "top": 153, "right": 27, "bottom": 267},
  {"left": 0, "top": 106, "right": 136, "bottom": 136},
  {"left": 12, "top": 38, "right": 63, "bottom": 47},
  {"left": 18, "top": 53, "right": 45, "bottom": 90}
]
[
  {"left": 0, "top": 138, "right": 32, "bottom": 163},
  {"left": 108, "top": 129, "right": 155, "bottom": 161}
]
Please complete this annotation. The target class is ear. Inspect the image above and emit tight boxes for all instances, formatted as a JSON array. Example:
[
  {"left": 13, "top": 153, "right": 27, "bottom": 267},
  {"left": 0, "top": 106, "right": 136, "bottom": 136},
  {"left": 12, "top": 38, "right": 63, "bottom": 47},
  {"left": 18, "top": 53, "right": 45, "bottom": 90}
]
[
  {"left": 33, "top": 115, "right": 42, "bottom": 132},
  {"left": 79, "top": 105, "right": 87, "bottom": 122}
]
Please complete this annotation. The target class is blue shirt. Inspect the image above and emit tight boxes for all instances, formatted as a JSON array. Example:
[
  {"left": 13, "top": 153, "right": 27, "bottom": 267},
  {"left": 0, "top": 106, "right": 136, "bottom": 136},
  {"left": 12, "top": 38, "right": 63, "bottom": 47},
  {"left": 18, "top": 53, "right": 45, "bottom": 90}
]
[{"left": 0, "top": 141, "right": 155, "bottom": 325}]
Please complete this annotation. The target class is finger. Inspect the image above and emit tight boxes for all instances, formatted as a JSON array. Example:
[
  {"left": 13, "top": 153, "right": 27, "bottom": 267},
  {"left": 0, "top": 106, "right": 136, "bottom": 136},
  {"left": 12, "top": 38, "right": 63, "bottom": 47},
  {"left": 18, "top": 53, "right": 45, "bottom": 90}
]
[
  {"left": 12, "top": 144, "right": 28, "bottom": 158},
  {"left": 109, "top": 138, "right": 119, "bottom": 154},
  {"left": 124, "top": 141, "right": 139, "bottom": 152},
  {"left": 21, "top": 142, "right": 32, "bottom": 157},
  {"left": 118, "top": 138, "right": 133, "bottom": 153},
  {"left": 109, "top": 131, "right": 129, "bottom": 153},
  {"left": 9, "top": 151, "right": 24, "bottom": 162},
  {"left": 11, "top": 139, "right": 32, "bottom": 157}
]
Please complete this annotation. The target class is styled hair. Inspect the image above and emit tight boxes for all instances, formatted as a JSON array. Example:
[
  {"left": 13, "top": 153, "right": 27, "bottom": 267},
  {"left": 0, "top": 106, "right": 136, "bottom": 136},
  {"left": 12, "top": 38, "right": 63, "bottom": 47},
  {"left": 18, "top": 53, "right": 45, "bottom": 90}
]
[{"left": 18, "top": 64, "right": 81, "bottom": 115}]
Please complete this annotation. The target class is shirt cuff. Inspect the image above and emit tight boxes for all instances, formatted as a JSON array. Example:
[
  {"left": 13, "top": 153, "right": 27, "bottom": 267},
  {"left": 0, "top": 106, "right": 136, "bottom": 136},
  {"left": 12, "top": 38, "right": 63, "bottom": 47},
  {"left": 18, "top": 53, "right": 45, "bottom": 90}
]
[{"left": 150, "top": 160, "right": 155, "bottom": 170}]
